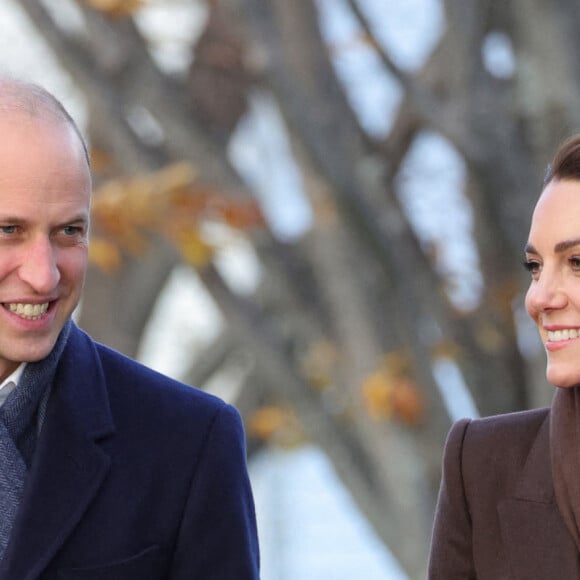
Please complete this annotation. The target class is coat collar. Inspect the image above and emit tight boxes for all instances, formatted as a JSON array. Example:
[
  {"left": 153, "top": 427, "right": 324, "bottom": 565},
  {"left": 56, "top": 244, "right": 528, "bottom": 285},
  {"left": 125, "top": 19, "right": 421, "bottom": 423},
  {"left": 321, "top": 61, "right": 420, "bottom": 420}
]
[
  {"left": 498, "top": 412, "right": 580, "bottom": 579},
  {"left": 0, "top": 324, "right": 115, "bottom": 580}
]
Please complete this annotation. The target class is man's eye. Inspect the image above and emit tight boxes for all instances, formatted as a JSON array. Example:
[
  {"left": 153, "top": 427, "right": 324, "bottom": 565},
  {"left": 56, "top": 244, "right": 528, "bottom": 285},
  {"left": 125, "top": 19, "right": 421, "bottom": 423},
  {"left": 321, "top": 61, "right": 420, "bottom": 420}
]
[
  {"left": 63, "top": 226, "right": 82, "bottom": 236},
  {"left": 0, "top": 225, "right": 17, "bottom": 235}
]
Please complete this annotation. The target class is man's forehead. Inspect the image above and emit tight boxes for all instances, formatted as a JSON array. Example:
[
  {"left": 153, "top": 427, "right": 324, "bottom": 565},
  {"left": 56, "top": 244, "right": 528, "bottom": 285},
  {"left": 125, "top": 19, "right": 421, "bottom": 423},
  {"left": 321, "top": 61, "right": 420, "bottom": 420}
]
[
  {"left": 0, "top": 105, "right": 65, "bottom": 126},
  {"left": 0, "top": 113, "right": 89, "bottom": 172},
  {"left": 0, "top": 79, "right": 90, "bottom": 168}
]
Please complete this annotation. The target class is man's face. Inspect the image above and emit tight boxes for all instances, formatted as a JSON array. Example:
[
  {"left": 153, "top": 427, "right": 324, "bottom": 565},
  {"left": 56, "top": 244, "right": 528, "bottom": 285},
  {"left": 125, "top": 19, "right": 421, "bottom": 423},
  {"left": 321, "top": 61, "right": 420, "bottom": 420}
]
[{"left": 0, "top": 113, "right": 91, "bottom": 380}]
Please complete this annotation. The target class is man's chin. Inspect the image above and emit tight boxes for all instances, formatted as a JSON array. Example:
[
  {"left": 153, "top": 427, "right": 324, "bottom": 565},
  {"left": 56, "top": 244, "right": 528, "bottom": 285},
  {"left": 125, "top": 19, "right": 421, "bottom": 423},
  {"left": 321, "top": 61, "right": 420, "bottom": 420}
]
[{"left": 12, "top": 337, "right": 60, "bottom": 364}]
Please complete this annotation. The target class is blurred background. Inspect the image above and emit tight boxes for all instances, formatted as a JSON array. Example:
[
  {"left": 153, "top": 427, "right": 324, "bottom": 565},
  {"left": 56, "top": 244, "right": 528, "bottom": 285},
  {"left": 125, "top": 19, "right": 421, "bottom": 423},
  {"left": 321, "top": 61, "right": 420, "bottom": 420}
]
[{"left": 1, "top": 0, "right": 575, "bottom": 577}]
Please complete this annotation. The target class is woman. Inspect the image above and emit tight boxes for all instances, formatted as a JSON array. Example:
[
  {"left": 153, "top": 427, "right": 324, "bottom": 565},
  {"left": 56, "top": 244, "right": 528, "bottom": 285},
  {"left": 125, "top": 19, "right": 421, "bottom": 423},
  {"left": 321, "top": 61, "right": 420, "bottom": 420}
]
[{"left": 429, "top": 135, "right": 580, "bottom": 579}]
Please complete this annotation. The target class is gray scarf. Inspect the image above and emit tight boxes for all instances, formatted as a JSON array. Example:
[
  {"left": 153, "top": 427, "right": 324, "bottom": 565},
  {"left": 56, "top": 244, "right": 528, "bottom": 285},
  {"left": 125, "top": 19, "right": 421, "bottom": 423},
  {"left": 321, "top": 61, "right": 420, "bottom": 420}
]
[{"left": 0, "top": 319, "right": 72, "bottom": 561}]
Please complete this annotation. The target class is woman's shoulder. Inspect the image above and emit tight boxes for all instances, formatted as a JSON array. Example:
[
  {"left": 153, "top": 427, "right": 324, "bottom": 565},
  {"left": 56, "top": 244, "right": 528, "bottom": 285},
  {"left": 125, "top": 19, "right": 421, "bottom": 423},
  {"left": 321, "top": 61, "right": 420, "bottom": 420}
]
[
  {"left": 446, "top": 407, "right": 549, "bottom": 462},
  {"left": 449, "top": 407, "right": 550, "bottom": 493},
  {"left": 457, "top": 407, "right": 549, "bottom": 447}
]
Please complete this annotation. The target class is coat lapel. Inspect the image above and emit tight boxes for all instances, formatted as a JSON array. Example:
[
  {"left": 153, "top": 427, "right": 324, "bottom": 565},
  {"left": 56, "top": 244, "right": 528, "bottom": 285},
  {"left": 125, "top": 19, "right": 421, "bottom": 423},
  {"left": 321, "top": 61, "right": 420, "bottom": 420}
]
[
  {"left": 0, "top": 325, "right": 115, "bottom": 580},
  {"left": 498, "top": 413, "right": 580, "bottom": 579}
]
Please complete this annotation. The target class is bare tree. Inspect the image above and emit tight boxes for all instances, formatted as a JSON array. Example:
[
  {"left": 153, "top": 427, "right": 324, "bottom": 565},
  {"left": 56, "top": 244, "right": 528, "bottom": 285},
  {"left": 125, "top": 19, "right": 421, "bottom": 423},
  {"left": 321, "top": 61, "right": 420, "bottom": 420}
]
[{"left": 15, "top": 0, "right": 580, "bottom": 577}]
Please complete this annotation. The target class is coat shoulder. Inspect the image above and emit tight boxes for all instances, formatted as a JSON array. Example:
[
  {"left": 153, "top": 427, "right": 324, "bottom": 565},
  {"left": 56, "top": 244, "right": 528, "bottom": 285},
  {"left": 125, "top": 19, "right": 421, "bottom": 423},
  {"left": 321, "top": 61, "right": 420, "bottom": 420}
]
[
  {"left": 461, "top": 407, "right": 549, "bottom": 462},
  {"left": 95, "top": 338, "right": 228, "bottom": 417},
  {"left": 66, "top": 324, "right": 240, "bottom": 448},
  {"left": 455, "top": 407, "right": 550, "bottom": 502},
  {"left": 429, "top": 407, "right": 553, "bottom": 579}
]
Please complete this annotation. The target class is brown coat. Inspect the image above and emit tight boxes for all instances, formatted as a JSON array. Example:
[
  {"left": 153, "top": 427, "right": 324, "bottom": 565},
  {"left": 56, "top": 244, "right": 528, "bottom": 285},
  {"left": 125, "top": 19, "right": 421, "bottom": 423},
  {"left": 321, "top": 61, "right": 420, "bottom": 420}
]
[{"left": 428, "top": 408, "right": 580, "bottom": 579}]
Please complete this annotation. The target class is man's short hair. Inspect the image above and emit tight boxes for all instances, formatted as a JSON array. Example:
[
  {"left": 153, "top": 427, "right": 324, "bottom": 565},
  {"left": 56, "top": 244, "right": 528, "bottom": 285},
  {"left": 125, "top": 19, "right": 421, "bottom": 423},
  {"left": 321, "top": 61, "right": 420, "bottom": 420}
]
[{"left": 0, "top": 76, "right": 90, "bottom": 167}]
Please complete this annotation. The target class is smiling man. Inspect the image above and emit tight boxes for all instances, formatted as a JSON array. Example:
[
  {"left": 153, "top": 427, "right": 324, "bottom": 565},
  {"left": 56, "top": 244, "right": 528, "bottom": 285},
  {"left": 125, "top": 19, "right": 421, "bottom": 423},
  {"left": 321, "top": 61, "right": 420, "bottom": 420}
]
[{"left": 0, "top": 78, "right": 259, "bottom": 579}]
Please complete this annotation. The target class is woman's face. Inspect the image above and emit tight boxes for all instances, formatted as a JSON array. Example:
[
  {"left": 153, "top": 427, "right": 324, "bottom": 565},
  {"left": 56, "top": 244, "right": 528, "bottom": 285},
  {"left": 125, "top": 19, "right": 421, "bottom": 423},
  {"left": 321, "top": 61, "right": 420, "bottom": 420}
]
[{"left": 525, "top": 179, "right": 580, "bottom": 388}]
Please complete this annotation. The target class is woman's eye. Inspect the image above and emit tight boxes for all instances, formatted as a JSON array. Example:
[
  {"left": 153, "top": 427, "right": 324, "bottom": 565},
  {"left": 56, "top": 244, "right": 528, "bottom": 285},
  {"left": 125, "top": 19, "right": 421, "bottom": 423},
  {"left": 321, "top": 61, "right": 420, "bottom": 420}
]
[
  {"left": 570, "top": 257, "right": 580, "bottom": 269},
  {"left": 0, "top": 225, "right": 17, "bottom": 235},
  {"left": 523, "top": 259, "right": 541, "bottom": 276}
]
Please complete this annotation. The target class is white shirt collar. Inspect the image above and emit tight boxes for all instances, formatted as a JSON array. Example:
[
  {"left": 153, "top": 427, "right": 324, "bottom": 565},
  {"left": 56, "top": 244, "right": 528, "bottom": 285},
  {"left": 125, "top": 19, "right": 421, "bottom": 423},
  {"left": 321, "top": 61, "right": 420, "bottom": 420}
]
[{"left": 0, "top": 363, "right": 27, "bottom": 392}]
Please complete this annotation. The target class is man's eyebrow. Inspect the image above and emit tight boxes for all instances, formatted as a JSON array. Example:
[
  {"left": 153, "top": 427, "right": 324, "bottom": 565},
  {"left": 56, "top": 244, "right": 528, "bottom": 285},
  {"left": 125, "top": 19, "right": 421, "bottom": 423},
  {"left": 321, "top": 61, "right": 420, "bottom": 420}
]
[
  {"left": 0, "top": 213, "right": 89, "bottom": 225},
  {"left": 0, "top": 216, "right": 26, "bottom": 223},
  {"left": 63, "top": 214, "right": 89, "bottom": 224},
  {"left": 525, "top": 239, "right": 580, "bottom": 254}
]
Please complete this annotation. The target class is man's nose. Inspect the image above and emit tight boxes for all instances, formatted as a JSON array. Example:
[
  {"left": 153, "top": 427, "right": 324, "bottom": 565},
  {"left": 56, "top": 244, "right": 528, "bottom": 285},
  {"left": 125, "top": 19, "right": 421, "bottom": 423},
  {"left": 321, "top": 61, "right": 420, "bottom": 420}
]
[{"left": 18, "top": 237, "right": 61, "bottom": 294}]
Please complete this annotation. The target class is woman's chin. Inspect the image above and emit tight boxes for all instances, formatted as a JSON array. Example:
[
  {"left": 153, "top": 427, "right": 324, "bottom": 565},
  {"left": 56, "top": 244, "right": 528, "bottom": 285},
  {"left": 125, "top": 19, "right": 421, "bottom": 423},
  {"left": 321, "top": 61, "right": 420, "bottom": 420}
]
[{"left": 548, "top": 369, "right": 580, "bottom": 389}]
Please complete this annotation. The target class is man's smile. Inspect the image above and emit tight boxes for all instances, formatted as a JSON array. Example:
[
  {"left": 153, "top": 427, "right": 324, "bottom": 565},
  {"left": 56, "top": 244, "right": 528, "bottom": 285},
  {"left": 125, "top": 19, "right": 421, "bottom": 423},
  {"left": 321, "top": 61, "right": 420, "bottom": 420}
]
[{"left": 3, "top": 302, "right": 50, "bottom": 320}]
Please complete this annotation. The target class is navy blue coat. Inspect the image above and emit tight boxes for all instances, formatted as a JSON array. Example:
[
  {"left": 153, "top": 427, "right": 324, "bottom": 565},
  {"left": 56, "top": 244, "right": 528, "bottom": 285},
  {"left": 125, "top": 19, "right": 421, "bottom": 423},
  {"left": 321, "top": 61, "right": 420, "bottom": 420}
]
[{"left": 0, "top": 323, "right": 260, "bottom": 579}]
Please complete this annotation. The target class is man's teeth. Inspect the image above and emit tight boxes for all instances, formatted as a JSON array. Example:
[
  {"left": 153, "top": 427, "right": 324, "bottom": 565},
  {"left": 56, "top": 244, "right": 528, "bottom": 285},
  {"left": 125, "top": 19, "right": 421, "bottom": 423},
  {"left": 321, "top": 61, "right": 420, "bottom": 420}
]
[
  {"left": 548, "top": 329, "right": 579, "bottom": 342},
  {"left": 6, "top": 303, "right": 49, "bottom": 320}
]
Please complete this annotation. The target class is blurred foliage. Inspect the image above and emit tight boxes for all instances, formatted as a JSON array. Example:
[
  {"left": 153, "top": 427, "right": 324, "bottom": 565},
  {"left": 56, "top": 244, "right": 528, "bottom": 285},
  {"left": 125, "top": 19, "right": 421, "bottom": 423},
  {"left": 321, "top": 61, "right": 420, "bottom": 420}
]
[{"left": 16, "top": 0, "right": 580, "bottom": 576}]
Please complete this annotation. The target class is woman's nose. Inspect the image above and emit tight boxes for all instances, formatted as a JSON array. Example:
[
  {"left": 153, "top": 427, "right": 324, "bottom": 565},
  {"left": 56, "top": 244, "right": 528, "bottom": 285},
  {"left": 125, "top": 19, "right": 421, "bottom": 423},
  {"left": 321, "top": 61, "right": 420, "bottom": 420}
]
[{"left": 525, "top": 270, "right": 567, "bottom": 316}]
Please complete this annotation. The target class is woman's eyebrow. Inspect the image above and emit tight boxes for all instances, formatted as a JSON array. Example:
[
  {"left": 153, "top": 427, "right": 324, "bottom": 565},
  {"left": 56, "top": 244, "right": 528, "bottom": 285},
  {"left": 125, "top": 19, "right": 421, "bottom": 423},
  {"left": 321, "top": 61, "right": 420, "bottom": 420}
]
[
  {"left": 524, "top": 239, "right": 580, "bottom": 254},
  {"left": 554, "top": 238, "right": 580, "bottom": 253}
]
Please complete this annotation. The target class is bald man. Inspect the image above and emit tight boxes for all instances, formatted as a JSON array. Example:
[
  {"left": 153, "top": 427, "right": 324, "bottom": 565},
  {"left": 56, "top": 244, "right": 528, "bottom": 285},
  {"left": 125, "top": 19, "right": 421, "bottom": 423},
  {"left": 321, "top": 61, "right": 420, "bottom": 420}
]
[{"left": 0, "top": 77, "right": 259, "bottom": 579}]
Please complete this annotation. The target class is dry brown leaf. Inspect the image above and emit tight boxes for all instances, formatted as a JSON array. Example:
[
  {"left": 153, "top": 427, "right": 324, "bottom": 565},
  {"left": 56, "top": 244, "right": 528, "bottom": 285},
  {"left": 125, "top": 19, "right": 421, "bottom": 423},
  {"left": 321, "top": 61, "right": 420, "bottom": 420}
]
[
  {"left": 248, "top": 406, "right": 304, "bottom": 448},
  {"left": 361, "top": 352, "right": 425, "bottom": 424},
  {"left": 361, "top": 370, "right": 392, "bottom": 420},
  {"left": 81, "top": 0, "right": 147, "bottom": 18},
  {"left": 88, "top": 237, "right": 123, "bottom": 273},
  {"left": 172, "top": 229, "right": 214, "bottom": 268}
]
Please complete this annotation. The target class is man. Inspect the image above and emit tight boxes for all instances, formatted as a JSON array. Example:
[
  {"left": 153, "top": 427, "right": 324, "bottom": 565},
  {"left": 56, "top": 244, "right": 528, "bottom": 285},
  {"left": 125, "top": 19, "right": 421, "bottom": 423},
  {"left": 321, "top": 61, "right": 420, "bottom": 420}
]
[{"left": 0, "top": 77, "right": 259, "bottom": 579}]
